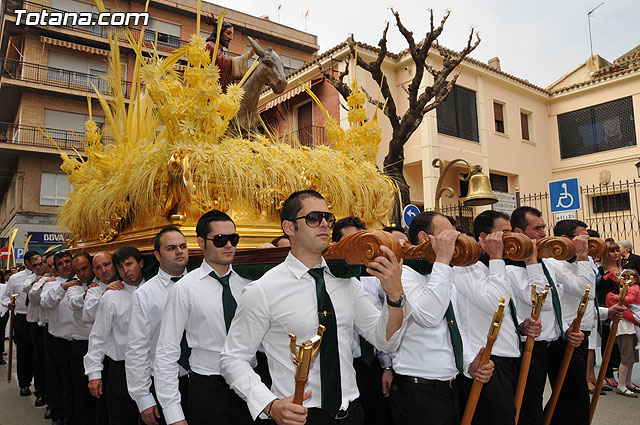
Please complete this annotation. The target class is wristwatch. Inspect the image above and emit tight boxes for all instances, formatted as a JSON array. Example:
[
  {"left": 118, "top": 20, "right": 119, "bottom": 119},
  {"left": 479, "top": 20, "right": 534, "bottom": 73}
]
[{"left": 386, "top": 293, "right": 406, "bottom": 307}]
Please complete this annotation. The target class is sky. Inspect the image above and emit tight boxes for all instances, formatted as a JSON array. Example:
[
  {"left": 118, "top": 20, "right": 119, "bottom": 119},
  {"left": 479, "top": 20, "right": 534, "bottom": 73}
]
[{"left": 207, "top": 0, "right": 640, "bottom": 88}]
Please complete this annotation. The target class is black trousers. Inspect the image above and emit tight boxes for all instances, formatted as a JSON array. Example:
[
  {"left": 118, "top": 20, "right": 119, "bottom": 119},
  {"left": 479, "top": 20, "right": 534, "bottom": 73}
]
[
  {"left": 600, "top": 323, "right": 620, "bottom": 378},
  {"left": 105, "top": 358, "right": 139, "bottom": 425},
  {"left": 353, "top": 357, "right": 392, "bottom": 425},
  {"left": 52, "top": 336, "right": 75, "bottom": 424},
  {"left": 188, "top": 372, "right": 252, "bottom": 425},
  {"left": 28, "top": 322, "right": 46, "bottom": 398},
  {"left": 13, "top": 313, "right": 34, "bottom": 388},
  {"left": 307, "top": 401, "right": 364, "bottom": 425},
  {"left": 0, "top": 311, "right": 9, "bottom": 351},
  {"left": 458, "top": 356, "right": 518, "bottom": 425},
  {"left": 45, "top": 328, "right": 64, "bottom": 419},
  {"left": 72, "top": 339, "right": 96, "bottom": 425},
  {"left": 546, "top": 332, "right": 590, "bottom": 425},
  {"left": 390, "top": 374, "right": 460, "bottom": 425},
  {"left": 95, "top": 357, "right": 110, "bottom": 425}
]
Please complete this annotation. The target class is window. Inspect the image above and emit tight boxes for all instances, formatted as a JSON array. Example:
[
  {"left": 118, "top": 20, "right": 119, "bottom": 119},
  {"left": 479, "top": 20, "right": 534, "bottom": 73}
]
[
  {"left": 520, "top": 111, "right": 531, "bottom": 141},
  {"left": 40, "top": 172, "right": 71, "bottom": 206},
  {"left": 591, "top": 192, "right": 631, "bottom": 214},
  {"left": 493, "top": 101, "right": 505, "bottom": 133},
  {"left": 44, "top": 109, "right": 104, "bottom": 143},
  {"left": 490, "top": 173, "right": 509, "bottom": 193},
  {"left": 436, "top": 85, "right": 479, "bottom": 142},
  {"left": 145, "top": 19, "right": 181, "bottom": 49},
  {"left": 557, "top": 96, "right": 636, "bottom": 159}
]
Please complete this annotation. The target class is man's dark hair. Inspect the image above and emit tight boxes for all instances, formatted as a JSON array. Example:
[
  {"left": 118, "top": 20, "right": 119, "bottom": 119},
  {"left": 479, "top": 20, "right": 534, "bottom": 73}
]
[
  {"left": 53, "top": 251, "right": 72, "bottom": 265},
  {"left": 72, "top": 252, "right": 92, "bottom": 264},
  {"left": 510, "top": 206, "right": 542, "bottom": 232},
  {"left": 24, "top": 250, "right": 41, "bottom": 264},
  {"left": 553, "top": 219, "right": 588, "bottom": 237},
  {"left": 280, "top": 190, "right": 324, "bottom": 225},
  {"left": 382, "top": 226, "right": 407, "bottom": 236},
  {"left": 587, "top": 229, "right": 600, "bottom": 238},
  {"left": 271, "top": 235, "right": 289, "bottom": 246},
  {"left": 206, "top": 20, "right": 233, "bottom": 42},
  {"left": 112, "top": 246, "right": 143, "bottom": 268},
  {"left": 408, "top": 211, "right": 445, "bottom": 245},
  {"left": 473, "top": 210, "right": 511, "bottom": 240},
  {"left": 154, "top": 225, "right": 184, "bottom": 252},
  {"left": 196, "top": 210, "right": 234, "bottom": 239},
  {"left": 43, "top": 251, "right": 56, "bottom": 261},
  {"left": 332, "top": 216, "right": 366, "bottom": 242}
]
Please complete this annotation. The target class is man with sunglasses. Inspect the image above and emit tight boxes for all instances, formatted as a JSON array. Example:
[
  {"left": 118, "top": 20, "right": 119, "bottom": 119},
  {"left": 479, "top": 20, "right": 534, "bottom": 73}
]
[
  {"left": 155, "top": 210, "right": 252, "bottom": 425},
  {"left": 221, "top": 190, "right": 409, "bottom": 425},
  {"left": 126, "top": 226, "right": 189, "bottom": 425}
]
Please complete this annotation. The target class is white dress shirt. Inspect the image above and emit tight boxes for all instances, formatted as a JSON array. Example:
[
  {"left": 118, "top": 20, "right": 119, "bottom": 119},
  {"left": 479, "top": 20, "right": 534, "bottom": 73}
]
[
  {"left": 83, "top": 281, "right": 107, "bottom": 323},
  {"left": 67, "top": 278, "right": 99, "bottom": 340},
  {"left": 392, "top": 263, "right": 467, "bottom": 380},
  {"left": 454, "top": 260, "right": 521, "bottom": 359},
  {"left": 0, "top": 283, "right": 6, "bottom": 317},
  {"left": 556, "top": 258, "right": 596, "bottom": 332},
  {"left": 41, "top": 277, "right": 75, "bottom": 340},
  {"left": 126, "top": 268, "right": 186, "bottom": 413},
  {"left": 351, "top": 276, "right": 393, "bottom": 368},
  {"left": 29, "top": 278, "right": 52, "bottom": 325},
  {"left": 1, "top": 269, "right": 33, "bottom": 314},
  {"left": 154, "top": 262, "right": 250, "bottom": 424},
  {"left": 220, "top": 253, "right": 409, "bottom": 420},
  {"left": 24, "top": 275, "right": 44, "bottom": 323},
  {"left": 84, "top": 280, "right": 144, "bottom": 380}
]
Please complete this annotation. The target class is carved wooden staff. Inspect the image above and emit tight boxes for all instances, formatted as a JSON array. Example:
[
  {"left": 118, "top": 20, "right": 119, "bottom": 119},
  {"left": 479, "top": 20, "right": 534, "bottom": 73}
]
[
  {"left": 514, "top": 285, "right": 550, "bottom": 425},
  {"left": 460, "top": 297, "right": 506, "bottom": 425},
  {"left": 543, "top": 285, "right": 591, "bottom": 425},
  {"left": 589, "top": 276, "right": 631, "bottom": 424},
  {"left": 7, "top": 293, "right": 18, "bottom": 383},
  {"left": 289, "top": 325, "right": 325, "bottom": 405}
]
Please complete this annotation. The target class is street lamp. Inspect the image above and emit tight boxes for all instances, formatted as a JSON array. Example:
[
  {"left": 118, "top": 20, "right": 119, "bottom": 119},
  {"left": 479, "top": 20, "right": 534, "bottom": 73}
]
[
  {"left": 432, "top": 158, "right": 498, "bottom": 211},
  {"left": 635, "top": 160, "right": 640, "bottom": 178}
]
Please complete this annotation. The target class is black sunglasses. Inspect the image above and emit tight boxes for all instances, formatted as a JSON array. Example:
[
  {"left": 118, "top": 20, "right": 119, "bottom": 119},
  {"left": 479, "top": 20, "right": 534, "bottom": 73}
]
[
  {"left": 205, "top": 233, "right": 240, "bottom": 248},
  {"left": 292, "top": 211, "right": 336, "bottom": 229},
  {"left": 31, "top": 262, "right": 44, "bottom": 267}
]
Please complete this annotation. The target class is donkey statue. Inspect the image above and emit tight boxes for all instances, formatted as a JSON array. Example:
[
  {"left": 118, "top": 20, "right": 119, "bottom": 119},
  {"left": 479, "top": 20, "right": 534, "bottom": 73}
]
[{"left": 236, "top": 37, "right": 287, "bottom": 131}]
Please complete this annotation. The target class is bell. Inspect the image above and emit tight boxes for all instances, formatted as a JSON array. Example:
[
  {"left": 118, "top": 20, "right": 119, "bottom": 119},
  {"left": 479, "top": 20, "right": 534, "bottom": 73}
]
[{"left": 464, "top": 172, "right": 498, "bottom": 207}]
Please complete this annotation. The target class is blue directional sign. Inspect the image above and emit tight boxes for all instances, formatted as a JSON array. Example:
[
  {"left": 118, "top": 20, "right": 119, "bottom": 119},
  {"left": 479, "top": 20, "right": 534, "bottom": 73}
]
[
  {"left": 403, "top": 204, "right": 421, "bottom": 227},
  {"left": 549, "top": 178, "right": 581, "bottom": 213}
]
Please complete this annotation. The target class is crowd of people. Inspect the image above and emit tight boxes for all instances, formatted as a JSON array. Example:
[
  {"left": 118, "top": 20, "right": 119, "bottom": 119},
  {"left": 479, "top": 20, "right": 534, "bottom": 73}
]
[{"left": 0, "top": 189, "right": 637, "bottom": 425}]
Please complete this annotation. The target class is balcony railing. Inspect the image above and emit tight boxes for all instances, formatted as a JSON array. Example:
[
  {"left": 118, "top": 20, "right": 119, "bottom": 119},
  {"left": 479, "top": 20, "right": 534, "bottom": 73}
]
[
  {"left": 0, "top": 58, "right": 132, "bottom": 97},
  {"left": 286, "top": 125, "right": 328, "bottom": 148},
  {"left": 8, "top": 1, "right": 189, "bottom": 50},
  {"left": 0, "top": 122, "right": 113, "bottom": 152}
]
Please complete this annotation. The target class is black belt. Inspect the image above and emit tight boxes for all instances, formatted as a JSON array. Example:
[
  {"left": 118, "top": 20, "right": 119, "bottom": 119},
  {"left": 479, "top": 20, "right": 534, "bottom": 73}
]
[
  {"left": 394, "top": 373, "right": 456, "bottom": 388},
  {"left": 310, "top": 400, "right": 359, "bottom": 420}
]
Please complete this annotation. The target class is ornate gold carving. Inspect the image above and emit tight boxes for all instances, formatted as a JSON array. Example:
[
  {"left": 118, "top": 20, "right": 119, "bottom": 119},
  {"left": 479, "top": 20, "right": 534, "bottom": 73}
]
[
  {"left": 323, "top": 230, "right": 403, "bottom": 265},
  {"left": 536, "top": 237, "right": 576, "bottom": 260},
  {"left": 502, "top": 232, "right": 534, "bottom": 261},
  {"left": 402, "top": 233, "right": 482, "bottom": 267},
  {"left": 289, "top": 326, "right": 325, "bottom": 405},
  {"left": 588, "top": 237, "right": 608, "bottom": 259}
]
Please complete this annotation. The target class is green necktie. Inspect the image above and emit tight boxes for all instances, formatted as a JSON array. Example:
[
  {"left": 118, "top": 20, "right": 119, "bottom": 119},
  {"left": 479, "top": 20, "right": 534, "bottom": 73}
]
[
  {"left": 540, "top": 262, "right": 565, "bottom": 339},
  {"left": 209, "top": 272, "right": 237, "bottom": 333},
  {"left": 509, "top": 298, "right": 523, "bottom": 351},
  {"left": 444, "top": 302, "right": 464, "bottom": 374},
  {"left": 359, "top": 336, "right": 375, "bottom": 366},
  {"left": 308, "top": 267, "right": 342, "bottom": 417}
]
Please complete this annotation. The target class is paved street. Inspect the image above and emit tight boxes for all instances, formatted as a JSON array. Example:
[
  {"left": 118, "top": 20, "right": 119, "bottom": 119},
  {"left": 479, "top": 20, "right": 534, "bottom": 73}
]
[{"left": 1, "top": 346, "right": 639, "bottom": 424}]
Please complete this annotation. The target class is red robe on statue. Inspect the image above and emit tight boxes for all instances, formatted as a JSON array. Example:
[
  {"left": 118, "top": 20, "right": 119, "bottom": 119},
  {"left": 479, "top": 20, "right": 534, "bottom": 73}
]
[{"left": 205, "top": 41, "right": 234, "bottom": 90}]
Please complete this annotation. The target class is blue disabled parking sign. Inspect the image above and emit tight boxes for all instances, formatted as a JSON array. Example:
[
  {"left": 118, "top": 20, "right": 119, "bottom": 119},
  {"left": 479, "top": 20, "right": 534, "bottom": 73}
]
[
  {"left": 549, "top": 178, "right": 581, "bottom": 213},
  {"left": 403, "top": 204, "right": 421, "bottom": 227}
]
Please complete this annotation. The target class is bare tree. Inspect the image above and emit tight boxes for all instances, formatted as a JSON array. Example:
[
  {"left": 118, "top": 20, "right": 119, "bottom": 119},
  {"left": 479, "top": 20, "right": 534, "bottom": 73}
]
[{"left": 317, "top": 9, "right": 480, "bottom": 222}]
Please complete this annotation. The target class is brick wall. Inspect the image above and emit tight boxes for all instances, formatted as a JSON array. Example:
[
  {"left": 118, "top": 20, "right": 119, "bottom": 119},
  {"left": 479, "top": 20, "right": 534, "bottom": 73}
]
[{"left": 18, "top": 92, "right": 105, "bottom": 128}]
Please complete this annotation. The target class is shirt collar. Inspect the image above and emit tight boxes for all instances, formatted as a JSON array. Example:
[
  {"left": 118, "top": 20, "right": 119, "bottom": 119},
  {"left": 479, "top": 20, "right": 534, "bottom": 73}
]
[
  {"left": 284, "top": 252, "right": 334, "bottom": 280},
  {"left": 157, "top": 268, "right": 187, "bottom": 286},
  {"left": 198, "top": 260, "right": 234, "bottom": 280}
]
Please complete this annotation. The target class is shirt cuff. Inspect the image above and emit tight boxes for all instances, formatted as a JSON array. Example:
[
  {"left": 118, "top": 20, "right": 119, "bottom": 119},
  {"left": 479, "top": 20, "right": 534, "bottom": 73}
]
[
  {"left": 136, "top": 393, "right": 157, "bottom": 413},
  {"left": 162, "top": 404, "right": 185, "bottom": 424},
  {"left": 55, "top": 283, "right": 66, "bottom": 298},
  {"left": 489, "top": 259, "right": 506, "bottom": 274},
  {"left": 431, "top": 261, "right": 453, "bottom": 278},
  {"left": 88, "top": 372, "right": 102, "bottom": 381},
  {"left": 525, "top": 263, "right": 544, "bottom": 279}
]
